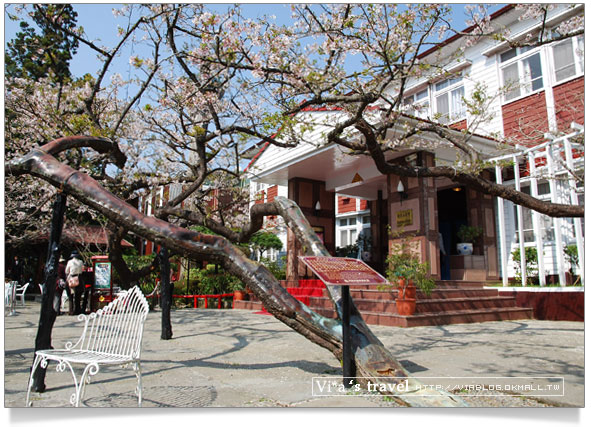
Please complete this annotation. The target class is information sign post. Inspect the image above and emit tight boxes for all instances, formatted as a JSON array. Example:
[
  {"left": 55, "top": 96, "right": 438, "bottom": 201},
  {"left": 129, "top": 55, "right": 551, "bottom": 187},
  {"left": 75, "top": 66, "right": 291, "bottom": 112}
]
[{"left": 299, "top": 256, "right": 389, "bottom": 388}]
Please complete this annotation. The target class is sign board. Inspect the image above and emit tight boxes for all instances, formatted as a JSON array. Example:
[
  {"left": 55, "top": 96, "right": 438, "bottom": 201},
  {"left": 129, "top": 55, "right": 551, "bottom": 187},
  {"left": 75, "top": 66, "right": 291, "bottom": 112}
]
[
  {"left": 396, "top": 209, "right": 413, "bottom": 227},
  {"left": 94, "top": 262, "right": 112, "bottom": 290},
  {"left": 299, "top": 256, "right": 388, "bottom": 287}
]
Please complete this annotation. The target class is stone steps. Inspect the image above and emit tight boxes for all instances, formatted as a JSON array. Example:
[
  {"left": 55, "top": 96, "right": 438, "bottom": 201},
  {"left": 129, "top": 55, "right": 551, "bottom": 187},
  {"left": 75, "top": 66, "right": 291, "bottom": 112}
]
[{"left": 234, "top": 279, "right": 533, "bottom": 327}]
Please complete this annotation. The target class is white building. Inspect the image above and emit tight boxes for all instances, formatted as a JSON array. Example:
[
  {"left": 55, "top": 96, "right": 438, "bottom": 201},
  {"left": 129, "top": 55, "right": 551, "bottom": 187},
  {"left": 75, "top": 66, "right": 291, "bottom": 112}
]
[{"left": 246, "top": 4, "right": 584, "bottom": 285}]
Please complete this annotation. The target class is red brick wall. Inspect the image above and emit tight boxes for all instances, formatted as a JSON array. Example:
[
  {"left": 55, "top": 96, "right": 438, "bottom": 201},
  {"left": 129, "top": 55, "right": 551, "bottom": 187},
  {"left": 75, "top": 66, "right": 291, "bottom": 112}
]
[
  {"left": 499, "top": 290, "right": 583, "bottom": 321},
  {"left": 359, "top": 199, "right": 368, "bottom": 211},
  {"left": 338, "top": 196, "right": 356, "bottom": 214},
  {"left": 267, "top": 185, "right": 278, "bottom": 203},
  {"left": 502, "top": 91, "right": 549, "bottom": 146},
  {"left": 553, "top": 77, "right": 584, "bottom": 132},
  {"left": 449, "top": 119, "right": 467, "bottom": 131}
]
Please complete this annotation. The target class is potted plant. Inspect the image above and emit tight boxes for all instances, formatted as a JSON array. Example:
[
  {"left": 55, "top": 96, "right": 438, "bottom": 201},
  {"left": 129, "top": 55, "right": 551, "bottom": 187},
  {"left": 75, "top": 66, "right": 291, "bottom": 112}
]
[
  {"left": 226, "top": 274, "right": 247, "bottom": 301},
  {"left": 233, "top": 287, "right": 247, "bottom": 301},
  {"left": 456, "top": 225, "right": 483, "bottom": 255},
  {"left": 385, "top": 230, "right": 436, "bottom": 316}
]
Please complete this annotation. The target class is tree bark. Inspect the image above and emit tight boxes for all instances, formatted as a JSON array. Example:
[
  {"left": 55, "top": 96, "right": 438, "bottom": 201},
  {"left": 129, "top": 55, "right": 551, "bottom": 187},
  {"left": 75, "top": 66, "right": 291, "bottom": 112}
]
[
  {"left": 9, "top": 139, "right": 466, "bottom": 406},
  {"left": 107, "top": 225, "right": 160, "bottom": 286},
  {"left": 159, "top": 247, "right": 173, "bottom": 340},
  {"left": 32, "top": 192, "right": 67, "bottom": 392}
]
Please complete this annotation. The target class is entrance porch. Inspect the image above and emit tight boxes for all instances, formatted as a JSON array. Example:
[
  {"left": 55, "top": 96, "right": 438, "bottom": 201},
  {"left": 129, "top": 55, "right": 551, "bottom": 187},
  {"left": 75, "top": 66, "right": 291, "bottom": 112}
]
[{"left": 251, "top": 141, "right": 500, "bottom": 283}]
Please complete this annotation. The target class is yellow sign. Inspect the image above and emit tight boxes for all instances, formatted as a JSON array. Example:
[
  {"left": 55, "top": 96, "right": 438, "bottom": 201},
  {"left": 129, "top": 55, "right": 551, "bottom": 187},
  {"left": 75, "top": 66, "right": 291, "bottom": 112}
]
[
  {"left": 396, "top": 209, "right": 413, "bottom": 227},
  {"left": 351, "top": 173, "right": 363, "bottom": 183}
]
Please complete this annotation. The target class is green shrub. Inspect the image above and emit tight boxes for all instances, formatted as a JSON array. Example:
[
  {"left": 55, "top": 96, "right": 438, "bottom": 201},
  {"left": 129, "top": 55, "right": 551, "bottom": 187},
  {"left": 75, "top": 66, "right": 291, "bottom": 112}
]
[
  {"left": 250, "top": 231, "right": 283, "bottom": 259},
  {"left": 457, "top": 225, "right": 483, "bottom": 244},
  {"left": 385, "top": 229, "right": 435, "bottom": 296},
  {"left": 189, "top": 264, "right": 244, "bottom": 295},
  {"left": 336, "top": 243, "right": 358, "bottom": 258},
  {"left": 260, "top": 257, "right": 286, "bottom": 280},
  {"left": 511, "top": 247, "right": 538, "bottom": 285}
]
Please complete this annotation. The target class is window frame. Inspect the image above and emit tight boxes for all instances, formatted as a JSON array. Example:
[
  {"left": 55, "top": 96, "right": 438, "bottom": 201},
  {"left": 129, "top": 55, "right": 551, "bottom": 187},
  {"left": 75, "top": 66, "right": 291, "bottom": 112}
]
[
  {"left": 512, "top": 182, "right": 553, "bottom": 244},
  {"left": 402, "top": 87, "right": 430, "bottom": 119},
  {"left": 336, "top": 214, "right": 371, "bottom": 248},
  {"left": 432, "top": 75, "right": 466, "bottom": 124},
  {"left": 551, "top": 35, "right": 584, "bottom": 85},
  {"left": 499, "top": 46, "right": 545, "bottom": 103}
]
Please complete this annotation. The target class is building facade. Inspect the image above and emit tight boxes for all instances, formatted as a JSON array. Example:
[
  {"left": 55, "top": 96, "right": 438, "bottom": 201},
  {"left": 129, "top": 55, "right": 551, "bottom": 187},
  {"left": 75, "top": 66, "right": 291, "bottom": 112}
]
[{"left": 247, "top": 4, "right": 584, "bottom": 285}]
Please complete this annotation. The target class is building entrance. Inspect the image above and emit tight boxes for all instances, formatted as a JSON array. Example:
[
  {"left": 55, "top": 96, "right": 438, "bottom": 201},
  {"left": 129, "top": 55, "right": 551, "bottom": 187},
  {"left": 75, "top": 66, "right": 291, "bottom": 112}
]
[{"left": 437, "top": 187, "right": 468, "bottom": 280}]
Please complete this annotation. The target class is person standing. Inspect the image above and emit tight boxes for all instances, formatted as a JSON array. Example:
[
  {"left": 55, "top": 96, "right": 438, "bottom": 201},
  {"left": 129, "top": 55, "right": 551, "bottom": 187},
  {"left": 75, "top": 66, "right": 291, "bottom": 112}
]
[
  {"left": 9, "top": 256, "right": 24, "bottom": 286},
  {"left": 54, "top": 256, "right": 67, "bottom": 315},
  {"left": 65, "top": 251, "right": 84, "bottom": 315}
]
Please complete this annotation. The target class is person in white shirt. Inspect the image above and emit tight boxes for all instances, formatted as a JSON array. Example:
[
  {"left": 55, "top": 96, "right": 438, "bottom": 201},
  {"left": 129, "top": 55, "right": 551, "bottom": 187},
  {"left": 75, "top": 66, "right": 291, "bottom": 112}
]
[{"left": 65, "top": 251, "right": 84, "bottom": 315}]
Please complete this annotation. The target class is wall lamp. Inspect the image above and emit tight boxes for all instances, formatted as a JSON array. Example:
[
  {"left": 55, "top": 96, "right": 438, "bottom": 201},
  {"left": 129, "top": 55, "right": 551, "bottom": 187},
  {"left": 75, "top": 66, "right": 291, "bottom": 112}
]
[
  {"left": 314, "top": 200, "right": 321, "bottom": 213},
  {"left": 397, "top": 180, "right": 408, "bottom": 200}
]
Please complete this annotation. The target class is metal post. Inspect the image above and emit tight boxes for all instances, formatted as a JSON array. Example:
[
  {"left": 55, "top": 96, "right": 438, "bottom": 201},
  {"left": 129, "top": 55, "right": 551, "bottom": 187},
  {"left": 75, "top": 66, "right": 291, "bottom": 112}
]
[
  {"left": 546, "top": 145, "right": 566, "bottom": 286},
  {"left": 160, "top": 247, "right": 173, "bottom": 340},
  {"left": 528, "top": 152, "right": 546, "bottom": 286},
  {"left": 342, "top": 285, "right": 354, "bottom": 388},
  {"left": 32, "top": 192, "right": 67, "bottom": 392},
  {"left": 513, "top": 157, "right": 527, "bottom": 286},
  {"left": 495, "top": 165, "right": 509, "bottom": 286}
]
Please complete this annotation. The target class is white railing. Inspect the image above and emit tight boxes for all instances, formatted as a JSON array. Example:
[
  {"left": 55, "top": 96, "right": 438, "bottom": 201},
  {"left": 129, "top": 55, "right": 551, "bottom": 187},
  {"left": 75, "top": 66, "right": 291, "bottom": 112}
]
[{"left": 490, "top": 123, "right": 584, "bottom": 287}]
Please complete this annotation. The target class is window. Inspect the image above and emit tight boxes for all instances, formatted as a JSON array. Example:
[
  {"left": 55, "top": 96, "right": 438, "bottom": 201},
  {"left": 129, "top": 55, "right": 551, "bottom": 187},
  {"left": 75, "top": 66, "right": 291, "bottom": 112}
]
[
  {"left": 339, "top": 218, "right": 356, "bottom": 227},
  {"left": 552, "top": 36, "right": 584, "bottom": 83},
  {"left": 338, "top": 216, "right": 360, "bottom": 248},
  {"left": 500, "top": 47, "right": 544, "bottom": 102},
  {"left": 340, "top": 228, "right": 358, "bottom": 247},
  {"left": 434, "top": 76, "right": 465, "bottom": 124},
  {"left": 513, "top": 184, "right": 553, "bottom": 243},
  {"left": 403, "top": 88, "right": 430, "bottom": 118}
]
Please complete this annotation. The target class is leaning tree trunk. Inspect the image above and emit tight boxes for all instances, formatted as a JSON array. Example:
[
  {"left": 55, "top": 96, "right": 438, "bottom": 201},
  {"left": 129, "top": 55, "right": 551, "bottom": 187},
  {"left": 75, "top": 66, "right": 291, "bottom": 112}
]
[
  {"left": 8, "top": 137, "right": 466, "bottom": 407},
  {"left": 32, "top": 192, "right": 67, "bottom": 392}
]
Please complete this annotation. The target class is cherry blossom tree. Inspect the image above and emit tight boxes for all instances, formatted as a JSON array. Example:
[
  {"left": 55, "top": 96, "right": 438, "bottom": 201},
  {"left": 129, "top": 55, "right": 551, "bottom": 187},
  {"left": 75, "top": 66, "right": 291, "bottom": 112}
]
[{"left": 6, "top": 3, "right": 584, "bottom": 405}]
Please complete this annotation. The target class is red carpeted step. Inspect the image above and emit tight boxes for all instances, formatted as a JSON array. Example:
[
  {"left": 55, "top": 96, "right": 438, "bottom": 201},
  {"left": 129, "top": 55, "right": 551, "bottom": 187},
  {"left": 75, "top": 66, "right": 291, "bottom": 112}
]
[{"left": 287, "top": 287, "right": 324, "bottom": 297}]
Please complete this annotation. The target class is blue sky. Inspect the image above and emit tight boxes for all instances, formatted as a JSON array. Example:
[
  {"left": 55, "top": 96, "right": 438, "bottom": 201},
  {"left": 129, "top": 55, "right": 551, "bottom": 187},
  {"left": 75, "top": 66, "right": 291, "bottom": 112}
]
[
  {"left": 3, "top": 3, "right": 296, "bottom": 79},
  {"left": 4, "top": 3, "right": 503, "bottom": 80}
]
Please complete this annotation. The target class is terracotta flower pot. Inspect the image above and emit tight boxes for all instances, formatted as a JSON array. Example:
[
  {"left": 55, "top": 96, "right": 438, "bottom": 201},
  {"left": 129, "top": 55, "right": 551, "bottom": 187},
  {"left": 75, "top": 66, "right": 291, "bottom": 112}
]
[
  {"left": 396, "top": 298, "right": 416, "bottom": 316},
  {"left": 234, "top": 290, "right": 247, "bottom": 301},
  {"left": 397, "top": 279, "right": 416, "bottom": 299}
]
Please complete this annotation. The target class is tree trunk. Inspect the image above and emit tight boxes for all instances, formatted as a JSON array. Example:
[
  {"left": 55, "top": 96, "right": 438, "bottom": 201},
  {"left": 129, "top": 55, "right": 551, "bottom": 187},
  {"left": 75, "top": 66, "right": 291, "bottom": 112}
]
[
  {"left": 107, "top": 225, "right": 160, "bottom": 287},
  {"left": 160, "top": 247, "right": 173, "bottom": 340},
  {"left": 32, "top": 192, "right": 67, "bottom": 392},
  {"left": 9, "top": 141, "right": 466, "bottom": 407}
]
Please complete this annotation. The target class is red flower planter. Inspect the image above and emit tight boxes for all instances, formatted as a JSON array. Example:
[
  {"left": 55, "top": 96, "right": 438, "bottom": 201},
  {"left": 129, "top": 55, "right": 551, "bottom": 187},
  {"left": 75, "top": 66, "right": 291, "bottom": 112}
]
[
  {"left": 396, "top": 279, "right": 416, "bottom": 315},
  {"left": 397, "top": 279, "right": 416, "bottom": 299},
  {"left": 396, "top": 298, "right": 416, "bottom": 316},
  {"left": 234, "top": 290, "right": 247, "bottom": 301}
]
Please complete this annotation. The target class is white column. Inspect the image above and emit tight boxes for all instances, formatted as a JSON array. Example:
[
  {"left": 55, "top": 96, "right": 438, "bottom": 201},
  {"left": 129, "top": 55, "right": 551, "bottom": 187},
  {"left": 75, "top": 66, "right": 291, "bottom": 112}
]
[
  {"left": 528, "top": 151, "right": 546, "bottom": 286},
  {"left": 545, "top": 144, "right": 566, "bottom": 286},
  {"left": 513, "top": 157, "right": 527, "bottom": 286},
  {"left": 542, "top": 46, "right": 558, "bottom": 133},
  {"left": 495, "top": 165, "right": 509, "bottom": 286},
  {"left": 563, "top": 136, "right": 585, "bottom": 286}
]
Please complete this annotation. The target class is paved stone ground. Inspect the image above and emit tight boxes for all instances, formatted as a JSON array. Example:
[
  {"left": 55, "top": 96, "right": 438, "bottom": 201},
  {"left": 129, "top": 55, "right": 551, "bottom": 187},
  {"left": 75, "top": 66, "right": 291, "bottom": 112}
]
[{"left": 3, "top": 303, "right": 584, "bottom": 409}]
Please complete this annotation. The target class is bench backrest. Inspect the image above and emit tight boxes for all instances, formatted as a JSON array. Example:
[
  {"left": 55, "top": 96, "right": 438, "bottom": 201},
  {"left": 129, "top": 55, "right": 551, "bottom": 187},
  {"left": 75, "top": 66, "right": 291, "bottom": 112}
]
[{"left": 73, "top": 286, "right": 149, "bottom": 359}]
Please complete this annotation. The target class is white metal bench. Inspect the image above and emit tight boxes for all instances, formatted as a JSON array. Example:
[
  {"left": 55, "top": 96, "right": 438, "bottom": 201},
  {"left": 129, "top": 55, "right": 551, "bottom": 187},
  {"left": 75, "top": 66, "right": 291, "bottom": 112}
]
[{"left": 26, "top": 286, "right": 149, "bottom": 407}]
